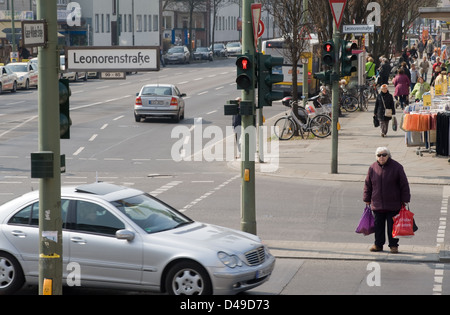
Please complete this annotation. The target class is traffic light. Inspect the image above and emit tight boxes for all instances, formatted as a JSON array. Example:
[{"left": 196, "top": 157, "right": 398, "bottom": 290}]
[
  {"left": 313, "top": 71, "right": 332, "bottom": 85},
  {"left": 236, "top": 54, "right": 254, "bottom": 90},
  {"left": 322, "top": 41, "right": 335, "bottom": 66},
  {"left": 341, "top": 40, "right": 358, "bottom": 77},
  {"left": 59, "top": 79, "right": 71, "bottom": 139},
  {"left": 257, "top": 53, "right": 284, "bottom": 107}
]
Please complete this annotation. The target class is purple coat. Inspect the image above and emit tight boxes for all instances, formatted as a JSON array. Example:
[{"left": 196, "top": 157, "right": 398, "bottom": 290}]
[
  {"left": 393, "top": 74, "right": 410, "bottom": 97},
  {"left": 363, "top": 158, "right": 411, "bottom": 212}
]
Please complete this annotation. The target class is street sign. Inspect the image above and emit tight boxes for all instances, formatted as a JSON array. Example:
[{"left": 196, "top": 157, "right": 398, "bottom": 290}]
[
  {"left": 100, "top": 72, "right": 127, "bottom": 80},
  {"left": 251, "top": 3, "right": 262, "bottom": 50},
  {"left": 342, "top": 24, "right": 375, "bottom": 34},
  {"left": 22, "top": 20, "right": 47, "bottom": 47},
  {"left": 66, "top": 46, "right": 159, "bottom": 72},
  {"left": 329, "top": 0, "right": 347, "bottom": 29}
]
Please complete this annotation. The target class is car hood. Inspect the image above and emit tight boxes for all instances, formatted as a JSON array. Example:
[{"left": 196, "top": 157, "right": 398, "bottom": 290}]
[{"left": 148, "top": 222, "right": 262, "bottom": 253}]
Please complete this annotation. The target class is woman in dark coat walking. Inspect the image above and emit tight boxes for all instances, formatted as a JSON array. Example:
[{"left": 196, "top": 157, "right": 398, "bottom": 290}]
[
  {"left": 363, "top": 147, "right": 411, "bottom": 253},
  {"left": 374, "top": 84, "right": 395, "bottom": 137}
]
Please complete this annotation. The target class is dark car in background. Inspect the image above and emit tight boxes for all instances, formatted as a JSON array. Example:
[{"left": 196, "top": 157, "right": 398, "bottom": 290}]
[
  {"left": 211, "top": 43, "right": 228, "bottom": 57},
  {"left": 193, "top": 47, "right": 213, "bottom": 61}
]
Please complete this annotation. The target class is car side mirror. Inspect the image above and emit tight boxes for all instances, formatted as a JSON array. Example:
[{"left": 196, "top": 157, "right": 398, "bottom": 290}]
[
  {"left": 116, "top": 229, "right": 135, "bottom": 241},
  {"left": 136, "top": 92, "right": 139, "bottom": 96},
  {"left": 180, "top": 93, "right": 186, "bottom": 97}
]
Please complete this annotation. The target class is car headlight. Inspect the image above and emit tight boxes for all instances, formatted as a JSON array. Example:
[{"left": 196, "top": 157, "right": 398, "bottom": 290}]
[{"left": 218, "top": 251, "right": 242, "bottom": 268}]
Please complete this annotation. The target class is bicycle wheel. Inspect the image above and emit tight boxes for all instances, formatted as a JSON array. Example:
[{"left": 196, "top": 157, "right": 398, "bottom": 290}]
[
  {"left": 310, "top": 114, "right": 331, "bottom": 138},
  {"left": 343, "top": 96, "right": 358, "bottom": 112},
  {"left": 274, "top": 117, "right": 296, "bottom": 140}
]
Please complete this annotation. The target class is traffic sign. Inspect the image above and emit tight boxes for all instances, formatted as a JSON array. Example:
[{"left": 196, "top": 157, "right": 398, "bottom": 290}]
[
  {"left": 329, "top": 0, "right": 347, "bottom": 29},
  {"left": 251, "top": 3, "right": 262, "bottom": 50}
]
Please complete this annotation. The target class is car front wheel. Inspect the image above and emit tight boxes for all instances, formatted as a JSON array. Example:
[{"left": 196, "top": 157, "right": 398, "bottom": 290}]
[
  {"left": 0, "top": 252, "right": 25, "bottom": 295},
  {"left": 165, "top": 261, "right": 212, "bottom": 295}
]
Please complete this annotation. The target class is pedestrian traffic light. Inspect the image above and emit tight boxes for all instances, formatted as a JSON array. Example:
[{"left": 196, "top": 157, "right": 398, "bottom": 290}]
[
  {"left": 236, "top": 54, "right": 254, "bottom": 90},
  {"left": 313, "top": 71, "right": 332, "bottom": 85},
  {"left": 322, "top": 41, "right": 335, "bottom": 66},
  {"left": 256, "top": 52, "right": 284, "bottom": 107},
  {"left": 59, "top": 79, "right": 71, "bottom": 139},
  {"left": 341, "top": 40, "right": 358, "bottom": 77}
]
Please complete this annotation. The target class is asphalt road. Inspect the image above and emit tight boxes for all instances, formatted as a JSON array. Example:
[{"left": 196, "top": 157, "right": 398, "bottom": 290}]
[{"left": 1, "top": 59, "right": 449, "bottom": 295}]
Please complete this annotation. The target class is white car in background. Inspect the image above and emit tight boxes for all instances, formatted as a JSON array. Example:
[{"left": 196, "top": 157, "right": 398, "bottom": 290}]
[
  {"left": 226, "top": 42, "right": 242, "bottom": 56},
  {"left": 60, "top": 55, "right": 87, "bottom": 81},
  {"left": 5, "top": 62, "right": 38, "bottom": 90},
  {"left": 0, "top": 65, "right": 18, "bottom": 94}
]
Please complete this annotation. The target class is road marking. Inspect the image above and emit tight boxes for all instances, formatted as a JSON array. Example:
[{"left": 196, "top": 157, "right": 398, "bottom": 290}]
[
  {"left": 180, "top": 174, "right": 239, "bottom": 212},
  {"left": 150, "top": 180, "right": 183, "bottom": 196},
  {"left": 0, "top": 115, "right": 37, "bottom": 139},
  {"left": 73, "top": 147, "right": 85, "bottom": 156},
  {"left": 198, "top": 91, "right": 208, "bottom": 95},
  {"left": 89, "top": 134, "right": 98, "bottom": 141},
  {"left": 101, "top": 124, "right": 108, "bottom": 130},
  {"left": 206, "top": 110, "right": 217, "bottom": 115},
  {"left": 433, "top": 186, "right": 450, "bottom": 295},
  {"left": 113, "top": 115, "right": 124, "bottom": 121}
]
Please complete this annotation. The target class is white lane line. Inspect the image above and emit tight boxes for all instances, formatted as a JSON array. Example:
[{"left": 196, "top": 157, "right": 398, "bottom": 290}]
[
  {"left": 180, "top": 175, "right": 239, "bottom": 212},
  {"left": 73, "top": 147, "right": 85, "bottom": 156}
]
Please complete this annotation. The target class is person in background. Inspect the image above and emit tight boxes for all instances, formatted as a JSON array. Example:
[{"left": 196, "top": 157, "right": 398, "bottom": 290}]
[
  {"left": 378, "top": 58, "right": 391, "bottom": 85},
  {"left": 232, "top": 97, "right": 242, "bottom": 159},
  {"left": 374, "top": 84, "right": 395, "bottom": 137},
  {"left": 419, "top": 55, "right": 430, "bottom": 81},
  {"left": 363, "top": 147, "right": 411, "bottom": 254},
  {"left": 366, "top": 57, "right": 376, "bottom": 78},
  {"left": 410, "top": 76, "right": 431, "bottom": 102},
  {"left": 409, "top": 63, "right": 419, "bottom": 91},
  {"left": 393, "top": 68, "right": 411, "bottom": 110}
]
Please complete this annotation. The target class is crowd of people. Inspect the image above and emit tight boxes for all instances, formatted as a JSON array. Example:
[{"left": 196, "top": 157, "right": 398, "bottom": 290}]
[{"left": 366, "top": 38, "right": 447, "bottom": 137}]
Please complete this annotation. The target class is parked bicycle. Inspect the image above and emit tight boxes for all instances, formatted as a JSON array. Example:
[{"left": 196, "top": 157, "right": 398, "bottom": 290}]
[
  {"left": 339, "top": 86, "right": 359, "bottom": 112},
  {"left": 274, "top": 103, "right": 332, "bottom": 140}
]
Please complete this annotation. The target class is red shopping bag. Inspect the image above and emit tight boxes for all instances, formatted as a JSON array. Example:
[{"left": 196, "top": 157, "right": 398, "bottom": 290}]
[{"left": 392, "top": 206, "right": 415, "bottom": 238}]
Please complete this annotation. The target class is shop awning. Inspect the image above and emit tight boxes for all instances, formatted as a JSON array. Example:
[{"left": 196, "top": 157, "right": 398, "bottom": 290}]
[{"left": 419, "top": 6, "right": 450, "bottom": 22}]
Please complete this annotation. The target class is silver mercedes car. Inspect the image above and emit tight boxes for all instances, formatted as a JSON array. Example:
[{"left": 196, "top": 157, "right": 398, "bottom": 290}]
[
  {"left": 134, "top": 84, "right": 186, "bottom": 123},
  {"left": 0, "top": 182, "right": 275, "bottom": 295}
]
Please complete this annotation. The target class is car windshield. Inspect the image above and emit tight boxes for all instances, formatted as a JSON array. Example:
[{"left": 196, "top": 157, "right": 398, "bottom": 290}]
[
  {"left": 196, "top": 47, "right": 208, "bottom": 52},
  {"left": 141, "top": 86, "right": 172, "bottom": 96},
  {"left": 228, "top": 43, "right": 240, "bottom": 47},
  {"left": 213, "top": 44, "right": 224, "bottom": 49},
  {"left": 6, "top": 64, "right": 27, "bottom": 72},
  {"left": 111, "top": 194, "right": 193, "bottom": 234},
  {"left": 168, "top": 47, "right": 183, "bottom": 53}
]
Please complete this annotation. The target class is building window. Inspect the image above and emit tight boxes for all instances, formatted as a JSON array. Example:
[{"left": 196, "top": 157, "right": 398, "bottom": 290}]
[
  {"left": 128, "top": 14, "right": 132, "bottom": 32},
  {"left": 137, "top": 15, "right": 142, "bottom": 32},
  {"left": 95, "top": 14, "right": 99, "bottom": 33},
  {"left": 144, "top": 15, "right": 147, "bottom": 32},
  {"left": 153, "top": 15, "right": 158, "bottom": 32},
  {"left": 107, "top": 14, "right": 111, "bottom": 33}
]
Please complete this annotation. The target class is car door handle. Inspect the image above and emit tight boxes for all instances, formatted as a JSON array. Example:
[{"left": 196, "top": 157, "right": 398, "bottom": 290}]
[
  {"left": 11, "top": 230, "right": 26, "bottom": 238},
  {"left": 70, "top": 237, "right": 87, "bottom": 245}
]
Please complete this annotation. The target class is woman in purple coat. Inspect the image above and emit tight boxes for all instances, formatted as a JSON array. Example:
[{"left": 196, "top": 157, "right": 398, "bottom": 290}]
[
  {"left": 393, "top": 68, "right": 411, "bottom": 109},
  {"left": 363, "top": 147, "right": 411, "bottom": 253}
]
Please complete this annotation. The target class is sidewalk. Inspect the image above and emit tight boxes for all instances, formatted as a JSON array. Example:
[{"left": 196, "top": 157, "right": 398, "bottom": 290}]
[
  {"left": 227, "top": 89, "right": 450, "bottom": 263},
  {"left": 229, "top": 95, "right": 450, "bottom": 185}
]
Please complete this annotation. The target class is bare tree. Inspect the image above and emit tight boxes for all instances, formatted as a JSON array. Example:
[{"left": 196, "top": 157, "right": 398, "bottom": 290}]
[
  {"left": 264, "top": 0, "right": 312, "bottom": 117},
  {"left": 309, "top": 0, "right": 438, "bottom": 62}
]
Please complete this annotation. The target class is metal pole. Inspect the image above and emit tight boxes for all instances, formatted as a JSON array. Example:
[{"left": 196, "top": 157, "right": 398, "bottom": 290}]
[
  {"left": 302, "top": 0, "right": 309, "bottom": 108},
  {"left": 240, "top": 0, "right": 256, "bottom": 235},
  {"left": 37, "top": 0, "right": 63, "bottom": 295},
  {"left": 331, "top": 23, "right": 340, "bottom": 174}
]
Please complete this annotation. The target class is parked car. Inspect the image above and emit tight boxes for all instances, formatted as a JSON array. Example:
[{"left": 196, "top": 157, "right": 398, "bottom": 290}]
[
  {"left": 5, "top": 62, "right": 38, "bottom": 90},
  {"left": 211, "top": 43, "right": 228, "bottom": 57},
  {"left": 134, "top": 84, "right": 186, "bottom": 122},
  {"left": 164, "top": 46, "right": 190, "bottom": 64},
  {"left": 226, "top": 42, "right": 242, "bottom": 56},
  {"left": 60, "top": 55, "right": 87, "bottom": 81},
  {"left": 193, "top": 47, "right": 213, "bottom": 61},
  {"left": 0, "top": 182, "right": 275, "bottom": 295},
  {"left": 0, "top": 66, "right": 18, "bottom": 94}
]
